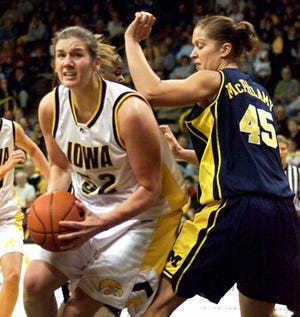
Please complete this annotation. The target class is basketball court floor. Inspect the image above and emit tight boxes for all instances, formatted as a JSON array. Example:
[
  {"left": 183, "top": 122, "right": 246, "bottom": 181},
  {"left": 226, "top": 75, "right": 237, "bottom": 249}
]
[{"left": 12, "top": 244, "right": 292, "bottom": 317}]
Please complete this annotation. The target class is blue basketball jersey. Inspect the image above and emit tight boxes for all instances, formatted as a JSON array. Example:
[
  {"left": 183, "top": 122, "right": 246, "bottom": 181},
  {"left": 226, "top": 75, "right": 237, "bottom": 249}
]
[{"left": 185, "top": 68, "right": 293, "bottom": 204}]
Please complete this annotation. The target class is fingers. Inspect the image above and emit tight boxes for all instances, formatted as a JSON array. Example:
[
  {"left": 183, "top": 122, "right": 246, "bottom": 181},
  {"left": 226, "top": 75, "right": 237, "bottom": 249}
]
[
  {"left": 59, "top": 220, "right": 83, "bottom": 229},
  {"left": 11, "top": 150, "right": 26, "bottom": 162},
  {"left": 159, "top": 125, "right": 172, "bottom": 134},
  {"left": 135, "top": 11, "right": 156, "bottom": 28}
]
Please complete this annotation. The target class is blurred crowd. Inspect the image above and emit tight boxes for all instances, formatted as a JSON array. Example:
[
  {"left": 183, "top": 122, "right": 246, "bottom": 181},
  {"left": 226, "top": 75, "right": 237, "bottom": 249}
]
[{"left": 0, "top": 0, "right": 300, "bottom": 227}]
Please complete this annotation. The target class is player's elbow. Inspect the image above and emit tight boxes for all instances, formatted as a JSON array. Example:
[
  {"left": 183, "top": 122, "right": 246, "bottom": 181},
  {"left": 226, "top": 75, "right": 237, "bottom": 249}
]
[
  {"left": 137, "top": 83, "right": 164, "bottom": 106},
  {"left": 150, "top": 180, "right": 163, "bottom": 203}
]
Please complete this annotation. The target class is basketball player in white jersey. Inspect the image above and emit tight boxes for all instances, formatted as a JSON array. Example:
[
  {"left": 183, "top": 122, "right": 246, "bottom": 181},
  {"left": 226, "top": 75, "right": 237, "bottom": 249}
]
[
  {"left": 57, "top": 38, "right": 126, "bottom": 317},
  {"left": 0, "top": 118, "right": 49, "bottom": 317},
  {"left": 23, "top": 25, "right": 187, "bottom": 317}
]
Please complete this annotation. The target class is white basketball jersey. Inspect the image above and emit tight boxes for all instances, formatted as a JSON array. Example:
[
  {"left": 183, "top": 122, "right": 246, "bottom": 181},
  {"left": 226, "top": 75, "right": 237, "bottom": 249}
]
[
  {"left": 0, "top": 118, "right": 20, "bottom": 219},
  {"left": 53, "top": 80, "right": 187, "bottom": 239}
]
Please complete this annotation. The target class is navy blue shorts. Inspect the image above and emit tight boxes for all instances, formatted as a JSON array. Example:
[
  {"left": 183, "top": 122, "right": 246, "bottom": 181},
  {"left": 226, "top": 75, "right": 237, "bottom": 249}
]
[{"left": 164, "top": 196, "right": 300, "bottom": 310}]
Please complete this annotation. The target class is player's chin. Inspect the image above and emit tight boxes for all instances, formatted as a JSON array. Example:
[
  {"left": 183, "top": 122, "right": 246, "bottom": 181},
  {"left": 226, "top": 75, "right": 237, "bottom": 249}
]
[
  {"left": 195, "top": 64, "right": 202, "bottom": 71},
  {"left": 60, "top": 77, "right": 79, "bottom": 87}
]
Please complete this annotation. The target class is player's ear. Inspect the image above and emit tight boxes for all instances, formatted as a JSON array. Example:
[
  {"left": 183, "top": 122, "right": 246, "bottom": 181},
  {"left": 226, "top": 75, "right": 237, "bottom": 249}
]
[
  {"left": 220, "top": 42, "right": 232, "bottom": 57},
  {"left": 94, "top": 57, "right": 101, "bottom": 72}
]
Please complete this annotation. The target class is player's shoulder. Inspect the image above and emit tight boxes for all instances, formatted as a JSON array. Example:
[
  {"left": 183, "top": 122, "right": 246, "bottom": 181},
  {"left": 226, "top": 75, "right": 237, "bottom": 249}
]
[
  {"left": 39, "top": 90, "right": 55, "bottom": 111},
  {"left": 40, "top": 90, "right": 54, "bottom": 104}
]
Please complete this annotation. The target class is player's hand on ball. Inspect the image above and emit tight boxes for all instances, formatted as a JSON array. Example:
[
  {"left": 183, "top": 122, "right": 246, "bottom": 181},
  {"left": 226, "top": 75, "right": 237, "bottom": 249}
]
[{"left": 58, "top": 201, "right": 105, "bottom": 250}]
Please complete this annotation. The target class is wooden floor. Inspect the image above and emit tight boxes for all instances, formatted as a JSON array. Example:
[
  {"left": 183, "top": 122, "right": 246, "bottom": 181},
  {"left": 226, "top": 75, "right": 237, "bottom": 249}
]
[{"left": 12, "top": 244, "right": 292, "bottom": 317}]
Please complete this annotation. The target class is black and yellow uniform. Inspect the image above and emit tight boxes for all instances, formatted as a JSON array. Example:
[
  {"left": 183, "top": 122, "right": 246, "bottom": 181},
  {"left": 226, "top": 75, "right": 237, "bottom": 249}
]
[{"left": 164, "top": 68, "right": 300, "bottom": 310}]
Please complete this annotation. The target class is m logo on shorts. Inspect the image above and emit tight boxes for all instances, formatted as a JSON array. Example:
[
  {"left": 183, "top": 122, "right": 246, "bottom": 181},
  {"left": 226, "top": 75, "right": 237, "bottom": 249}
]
[
  {"left": 99, "top": 279, "right": 123, "bottom": 297},
  {"left": 168, "top": 250, "right": 182, "bottom": 267}
]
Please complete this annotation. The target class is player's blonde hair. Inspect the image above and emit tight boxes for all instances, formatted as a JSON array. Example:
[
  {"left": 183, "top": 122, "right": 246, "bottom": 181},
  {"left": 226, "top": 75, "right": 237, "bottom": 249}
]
[{"left": 94, "top": 34, "right": 123, "bottom": 76}]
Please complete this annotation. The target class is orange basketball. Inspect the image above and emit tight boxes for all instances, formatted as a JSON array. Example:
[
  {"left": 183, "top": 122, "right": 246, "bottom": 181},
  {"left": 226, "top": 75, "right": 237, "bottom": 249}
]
[{"left": 27, "top": 191, "right": 85, "bottom": 252}]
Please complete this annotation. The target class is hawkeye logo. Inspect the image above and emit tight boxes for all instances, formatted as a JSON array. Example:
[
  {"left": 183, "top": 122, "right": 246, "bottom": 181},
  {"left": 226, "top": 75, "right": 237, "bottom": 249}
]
[
  {"left": 5, "top": 239, "right": 16, "bottom": 249},
  {"left": 99, "top": 279, "right": 123, "bottom": 297},
  {"left": 168, "top": 250, "right": 182, "bottom": 267}
]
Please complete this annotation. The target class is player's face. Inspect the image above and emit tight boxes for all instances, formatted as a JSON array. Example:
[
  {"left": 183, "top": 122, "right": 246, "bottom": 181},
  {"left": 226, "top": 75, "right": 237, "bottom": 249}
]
[
  {"left": 278, "top": 141, "right": 288, "bottom": 166},
  {"left": 190, "top": 26, "right": 223, "bottom": 71},
  {"left": 102, "top": 62, "right": 125, "bottom": 83},
  {"left": 54, "top": 37, "right": 97, "bottom": 88}
]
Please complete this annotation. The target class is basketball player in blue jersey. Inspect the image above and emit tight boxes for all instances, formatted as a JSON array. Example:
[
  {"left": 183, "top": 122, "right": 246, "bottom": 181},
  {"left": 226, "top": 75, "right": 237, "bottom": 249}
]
[
  {"left": 125, "top": 12, "right": 300, "bottom": 317},
  {"left": 23, "top": 25, "right": 187, "bottom": 317},
  {"left": 0, "top": 118, "right": 49, "bottom": 317}
]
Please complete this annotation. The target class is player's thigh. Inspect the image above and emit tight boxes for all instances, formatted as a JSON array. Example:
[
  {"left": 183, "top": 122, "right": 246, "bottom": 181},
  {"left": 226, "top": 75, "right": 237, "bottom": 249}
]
[
  {"left": 24, "top": 260, "right": 68, "bottom": 294},
  {"left": 239, "top": 291, "right": 275, "bottom": 317},
  {"left": 64, "top": 286, "right": 103, "bottom": 317}
]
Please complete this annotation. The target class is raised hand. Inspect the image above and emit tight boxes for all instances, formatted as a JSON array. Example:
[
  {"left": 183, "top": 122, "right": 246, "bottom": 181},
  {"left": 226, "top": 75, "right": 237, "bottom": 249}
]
[{"left": 125, "top": 11, "right": 156, "bottom": 42}]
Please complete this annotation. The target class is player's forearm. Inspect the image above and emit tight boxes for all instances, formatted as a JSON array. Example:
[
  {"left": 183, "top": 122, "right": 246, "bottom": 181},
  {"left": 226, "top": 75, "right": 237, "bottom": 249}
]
[
  {"left": 99, "top": 184, "right": 161, "bottom": 230},
  {"left": 30, "top": 147, "right": 50, "bottom": 181},
  {"left": 176, "top": 148, "right": 199, "bottom": 167},
  {"left": 125, "top": 36, "right": 161, "bottom": 99},
  {"left": 47, "top": 165, "right": 72, "bottom": 193}
]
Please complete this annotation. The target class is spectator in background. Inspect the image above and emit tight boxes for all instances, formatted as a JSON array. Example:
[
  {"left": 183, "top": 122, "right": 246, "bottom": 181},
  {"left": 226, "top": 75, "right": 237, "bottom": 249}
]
[
  {"left": 29, "top": 120, "right": 47, "bottom": 155},
  {"left": 29, "top": 45, "right": 51, "bottom": 77},
  {"left": 10, "top": 64, "right": 30, "bottom": 110},
  {"left": 278, "top": 134, "right": 300, "bottom": 221},
  {"left": 0, "top": 77, "right": 11, "bottom": 99},
  {"left": 23, "top": 159, "right": 47, "bottom": 196},
  {"left": 229, "top": 2, "right": 244, "bottom": 22},
  {"left": 1, "top": 18, "right": 18, "bottom": 43},
  {"left": 0, "top": 40, "right": 14, "bottom": 65},
  {"left": 93, "top": 18, "right": 109, "bottom": 38},
  {"left": 18, "top": 116, "right": 32, "bottom": 136},
  {"left": 2, "top": 1, "right": 22, "bottom": 23},
  {"left": 253, "top": 41, "right": 271, "bottom": 90},
  {"left": 175, "top": 33, "right": 194, "bottom": 63},
  {"left": 3, "top": 109, "right": 13, "bottom": 120},
  {"left": 157, "top": 40, "right": 176, "bottom": 77},
  {"left": 14, "top": 169, "right": 36, "bottom": 211},
  {"left": 14, "top": 43, "right": 30, "bottom": 66},
  {"left": 287, "top": 117, "right": 300, "bottom": 150},
  {"left": 192, "top": 3, "right": 205, "bottom": 25},
  {"left": 170, "top": 55, "right": 194, "bottom": 79},
  {"left": 286, "top": 26, "right": 299, "bottom": 65},
  {"left": 143, "top": 37, "right": 160, "bottom": 69},
  {"left": 1, "top": 55, "right": 15, "bottom": 82},
  {"left": 25, "top": 15, "right": 48, "bottom": 51},
  {"left": 17, "top": 0, "right": 34, "bottom": 16},
  {"left": 273, "top": 65, "right": 300, "bottom": 107},
  {"left": 270, "top": 26, "right": 290, "bottom": 89},
  {"left": 107, "top": 10, "right": 124, "bottom": 46},
  {"left": 287, "top": 138, "right": 300, "bottom": 167},
  {"left": 287, "top": 95, "right": 300, "bottom": 117},
  {"left": 214, "top": 0, "right": 233, "bottom": 14},
  {"left": 14, "top": 107, "right": 25, "bottom": 124}
]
